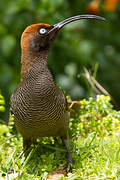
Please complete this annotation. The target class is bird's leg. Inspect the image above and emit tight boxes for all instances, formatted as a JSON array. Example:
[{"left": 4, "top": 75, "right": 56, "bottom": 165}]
[
  {"left": 8, "top": 138, "right": 31, "bottom": 173},
  {"left": 18, "top": 145, "right": 28, "bottom": 158},
  {"left": 61, "top": 136, "right": 73, "bottom": 172}
]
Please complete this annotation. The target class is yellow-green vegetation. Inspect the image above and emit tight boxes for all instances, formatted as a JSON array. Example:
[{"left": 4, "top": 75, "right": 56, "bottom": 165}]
[
  {"left": 0, "top": 95, "right": 120, "bottom": 179},
  {"left": 0, "top": 93, "right": 5, "bottom": 113},
  {"left": 0, "top": 92, "right": 7, "bottom": 135}
]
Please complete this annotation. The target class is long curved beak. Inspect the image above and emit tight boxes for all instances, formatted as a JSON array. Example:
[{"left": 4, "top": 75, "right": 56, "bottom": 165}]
[{"left": 49, "top": 14, "right": 105, "bottom": 34}]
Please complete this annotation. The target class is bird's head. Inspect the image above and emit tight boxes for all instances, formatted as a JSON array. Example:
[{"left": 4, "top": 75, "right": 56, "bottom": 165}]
[
  {"left": 20, "top": 14, "right": 105, "bottom": 81},
  {"left": 21, "top": 14, "right": 105, "bottom": 53},
  {"left": 21, "top": 23, "right": 55, "bottom": 52}
]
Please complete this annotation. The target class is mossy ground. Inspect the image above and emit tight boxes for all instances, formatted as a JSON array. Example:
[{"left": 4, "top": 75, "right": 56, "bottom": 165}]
[{"left": 0, "top": 95, "right": 120, "bottom": 179}]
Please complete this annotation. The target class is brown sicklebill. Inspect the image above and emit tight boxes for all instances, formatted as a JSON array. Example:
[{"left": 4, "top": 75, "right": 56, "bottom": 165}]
[{"left": 10, "top": 14, "right": 105, "bottom": 172}]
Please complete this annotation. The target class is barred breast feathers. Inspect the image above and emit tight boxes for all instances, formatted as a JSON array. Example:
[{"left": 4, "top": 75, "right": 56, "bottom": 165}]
[{"left": 10, "top": 58, "right": 67, "bottom": 121}]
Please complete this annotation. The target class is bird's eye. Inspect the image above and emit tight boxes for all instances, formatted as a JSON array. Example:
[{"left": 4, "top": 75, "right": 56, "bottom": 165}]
[{"left": 39, "top": 28, "right": 47, "bottom": 35}]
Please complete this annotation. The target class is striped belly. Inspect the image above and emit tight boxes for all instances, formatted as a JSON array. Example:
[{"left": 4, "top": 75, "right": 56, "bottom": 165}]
[{"left": 11, "top": 84, "right": 69, "bottom": 138}]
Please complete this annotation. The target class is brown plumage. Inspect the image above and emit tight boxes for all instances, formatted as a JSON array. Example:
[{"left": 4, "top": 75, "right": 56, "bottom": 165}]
[{"left": 10, "top": 14, "right": 105, "bottom": 170}]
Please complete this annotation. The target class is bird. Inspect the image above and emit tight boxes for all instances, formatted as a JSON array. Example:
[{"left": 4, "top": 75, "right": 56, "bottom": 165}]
[{"left": 10, "top": 14, "right": 105, "bottom": 170}]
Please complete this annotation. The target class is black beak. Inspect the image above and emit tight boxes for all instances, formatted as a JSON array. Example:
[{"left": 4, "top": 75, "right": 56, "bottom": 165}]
[{"left": 49, "top": 14, "right": 105, "bottom": 33}]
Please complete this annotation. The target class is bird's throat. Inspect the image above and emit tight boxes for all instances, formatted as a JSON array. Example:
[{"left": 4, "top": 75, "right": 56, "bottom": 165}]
[{"left": 20, "top": 49, "right": 49, "bottom": 83}]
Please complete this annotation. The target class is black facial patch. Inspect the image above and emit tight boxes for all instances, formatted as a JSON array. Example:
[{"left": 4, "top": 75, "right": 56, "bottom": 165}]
[
  {"left": 30, "top": 26, "right": 57, "bottom": 52},
  {"left": 30, "top": 39, "right": 40, "bottom": 52},
  {"left": 30, "top": 35, "right": 50, "bottom": 52}
]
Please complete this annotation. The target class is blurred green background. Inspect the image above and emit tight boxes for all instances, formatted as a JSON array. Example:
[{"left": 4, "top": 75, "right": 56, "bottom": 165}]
[{"left": 0, "top": 0, "right": 120, "bottom": 121}]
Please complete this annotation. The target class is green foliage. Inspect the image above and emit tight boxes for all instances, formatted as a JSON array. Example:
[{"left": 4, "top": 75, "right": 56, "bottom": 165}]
[
  {"left": 0, "top": 95, "right": 120, "bottom": 179},
  {"left": 0, "top": 91, "right": 5, "bottom": 127},
  {"left": 0, "top": 92, "right": 5, "bottom": 113},
  {"left": 1, "top": 1, "right": 120, "bottom": 121},
  {"left": 70, "top": 95, "right": 120, "bottom": 138}
]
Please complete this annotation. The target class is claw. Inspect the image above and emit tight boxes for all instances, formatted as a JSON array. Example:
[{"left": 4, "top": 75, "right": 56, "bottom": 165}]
[
  {"left": 63, "top": 161, "right": 73, "bottom": 173},
  {"left": 8, "top": 165, "right": 14, "bottom": 174}
]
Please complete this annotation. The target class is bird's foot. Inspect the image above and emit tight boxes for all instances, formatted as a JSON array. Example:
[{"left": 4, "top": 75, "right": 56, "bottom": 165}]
[
  {"left": 8, "top": 165, "right": 14, "bottom": 174},
  {"left": 64, "top": 159, "right": 74, "bottom": 173}
]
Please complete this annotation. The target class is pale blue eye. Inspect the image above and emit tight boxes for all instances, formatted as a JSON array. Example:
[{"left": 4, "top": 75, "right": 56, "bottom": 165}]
[{"left": 39, "top": 28, "right": 47, "bottom": 35}]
